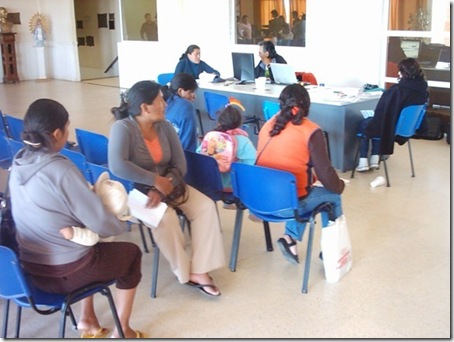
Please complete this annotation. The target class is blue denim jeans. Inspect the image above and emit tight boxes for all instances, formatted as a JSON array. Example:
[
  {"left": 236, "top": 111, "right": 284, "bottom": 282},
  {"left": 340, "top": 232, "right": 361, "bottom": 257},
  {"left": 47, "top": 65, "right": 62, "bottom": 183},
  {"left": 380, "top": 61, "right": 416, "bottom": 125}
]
[
  {"left": 274, "top": 186, "right": 343, "bottom": 241},
  {"left": 359, "top": 117, "right": 380, "bottom": 158}
]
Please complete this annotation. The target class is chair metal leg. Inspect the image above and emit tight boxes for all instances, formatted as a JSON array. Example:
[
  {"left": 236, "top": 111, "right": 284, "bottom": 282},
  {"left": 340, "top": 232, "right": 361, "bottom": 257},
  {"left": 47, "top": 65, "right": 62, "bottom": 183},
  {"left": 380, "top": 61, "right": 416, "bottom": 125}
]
[
  {"left": 382, "top": 156, "right": 390, "bottom": 187},
  {"left": 101, "top": 287, "right": 125, "bottom": 338},
  {"left": 229, "top": 208, "right": 244, "bottom": 272},
  {"left": 137, "top": 222, "right": 149, "bottom": 253},
  {"left": 262, "top": 221, "right": 273, "bottom": 251},
  {"left": 350, "top": 135, "right": 362, "bottom": 178},
  {"left": 2, "top": 299, "right": 9, "bottom": 337},
  {"left": 196, "top": 109, "right": 204, "bottom": 136},
  {"left": 322, "top": 130, "right": 331, "bottom": 162},
  {"left": 67, "top": 306, "right": 77, "bottom": 330},
  {"left": 407, "top": 140, "right": 415, "bottom": 177},
  {"left": 301, "top": 216, "right": 316, "bottom": 294},
  {"left": 14, "top": 304, "right": 21, "bottom": 338},
  {"left": 151, "top": 238, "right": 160, "bottom": 298}
]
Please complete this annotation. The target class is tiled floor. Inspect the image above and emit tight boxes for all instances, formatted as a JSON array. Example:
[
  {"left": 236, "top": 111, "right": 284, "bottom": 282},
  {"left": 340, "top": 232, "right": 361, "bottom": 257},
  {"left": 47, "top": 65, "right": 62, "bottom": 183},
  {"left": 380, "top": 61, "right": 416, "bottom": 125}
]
[{"left": 0, "top": 79, "right": 450, "bottom": 338}]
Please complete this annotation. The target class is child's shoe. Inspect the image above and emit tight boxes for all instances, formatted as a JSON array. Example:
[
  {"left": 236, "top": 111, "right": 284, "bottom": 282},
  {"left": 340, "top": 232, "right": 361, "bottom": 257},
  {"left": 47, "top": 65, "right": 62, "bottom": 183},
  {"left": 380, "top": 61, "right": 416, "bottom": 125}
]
[
  {"left": 356, "top": 158, "right": 369, "bottom": 172},
  {"left": 369, "top": 155, "right": 380, "bottom": 169}
]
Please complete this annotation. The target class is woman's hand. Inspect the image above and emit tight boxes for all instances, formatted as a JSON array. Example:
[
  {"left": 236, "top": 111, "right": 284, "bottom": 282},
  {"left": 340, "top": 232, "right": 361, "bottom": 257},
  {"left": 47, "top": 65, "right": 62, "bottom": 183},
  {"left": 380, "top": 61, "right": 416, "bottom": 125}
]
[
  {"left": 154, "top": 175, "right": 173, "bottom": 195},
  {"left": 145, "top": 189, "right": 163, "bottom": 208}
]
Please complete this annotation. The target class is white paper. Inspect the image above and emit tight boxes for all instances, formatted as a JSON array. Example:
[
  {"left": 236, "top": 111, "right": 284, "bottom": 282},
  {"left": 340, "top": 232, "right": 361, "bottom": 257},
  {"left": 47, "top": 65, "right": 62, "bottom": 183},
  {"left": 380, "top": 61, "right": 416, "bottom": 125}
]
[
  {"left": 360, "top": 110, "right": 375, "bottom": 118},
  {"left": 127, "top": 189, "right": 168, "bottom": 228}
]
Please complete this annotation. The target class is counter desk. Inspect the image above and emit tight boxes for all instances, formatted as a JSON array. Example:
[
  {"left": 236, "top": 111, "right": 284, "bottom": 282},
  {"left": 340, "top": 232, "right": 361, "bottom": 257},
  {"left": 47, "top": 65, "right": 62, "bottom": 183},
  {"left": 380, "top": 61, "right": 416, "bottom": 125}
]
[{"left": 194, "top": 81, "right": 381, "bottom": 172}]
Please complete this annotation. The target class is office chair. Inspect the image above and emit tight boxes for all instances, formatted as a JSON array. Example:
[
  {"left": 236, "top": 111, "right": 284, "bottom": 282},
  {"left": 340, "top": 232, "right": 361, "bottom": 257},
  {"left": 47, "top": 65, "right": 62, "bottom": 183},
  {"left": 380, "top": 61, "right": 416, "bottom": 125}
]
[
  {"left": 60, "top": 148, "right": 92, "bottom": 183},
  {"left": 0, "top": 245, "right": 124, "bottom": 338},
  {"left": 75, "top": 128, "right": 108, "bottom": 165},
  {"left": 204, "top": 91, "right": 262, "bottom": 134},
  {"left": 262, "top": 100, "right": 280, "bottom": 121},
  {"left": 351, "top": 104, "right": 426, "bottom": 187},
  {"left": 3, "top": 115, "right": 24, "bottom": 142},
  {"left": 0, "top": 131, "right": 12, "bottom": 170},
  {"left": 157, "top": 72, "right": 174, "bottom": 86},
  {"left": 230, "top": 163, "right": 333, "bottom": 294}
]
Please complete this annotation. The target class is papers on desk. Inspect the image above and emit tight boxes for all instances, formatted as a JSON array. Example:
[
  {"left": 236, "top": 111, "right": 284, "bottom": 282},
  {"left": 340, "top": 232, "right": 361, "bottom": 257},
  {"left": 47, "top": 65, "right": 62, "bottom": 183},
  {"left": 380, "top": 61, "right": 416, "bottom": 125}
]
[
  {"left": 128, "top": 189, "right": 167, "bottom": 228},
  {"left": 361, "top": 110, "right": 375, "bottom": 118}
]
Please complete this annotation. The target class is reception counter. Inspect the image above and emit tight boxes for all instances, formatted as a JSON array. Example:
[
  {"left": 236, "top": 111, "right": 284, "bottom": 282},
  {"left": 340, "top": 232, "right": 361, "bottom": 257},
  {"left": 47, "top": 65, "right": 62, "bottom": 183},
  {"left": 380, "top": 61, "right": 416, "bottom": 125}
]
[{"left": 194, "top": 82, "right": 382, "bottom": 172}]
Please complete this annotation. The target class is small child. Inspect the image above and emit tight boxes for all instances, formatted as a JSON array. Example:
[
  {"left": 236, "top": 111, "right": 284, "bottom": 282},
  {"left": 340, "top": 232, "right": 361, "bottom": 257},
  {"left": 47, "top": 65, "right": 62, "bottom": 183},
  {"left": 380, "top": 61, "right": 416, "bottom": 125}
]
[
  {"left": 59, "top": 172, "right": 131, "bottom": 246},
  {"left": 198, "top": 105, "right": 256, "bottom": 191}
]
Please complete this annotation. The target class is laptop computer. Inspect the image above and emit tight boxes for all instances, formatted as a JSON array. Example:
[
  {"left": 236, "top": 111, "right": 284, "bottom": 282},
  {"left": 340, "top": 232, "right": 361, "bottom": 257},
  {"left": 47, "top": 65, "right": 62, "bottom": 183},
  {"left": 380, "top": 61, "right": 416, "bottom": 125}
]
[{"left": 270, "top": 63, "right": 298, "bottom": 85}]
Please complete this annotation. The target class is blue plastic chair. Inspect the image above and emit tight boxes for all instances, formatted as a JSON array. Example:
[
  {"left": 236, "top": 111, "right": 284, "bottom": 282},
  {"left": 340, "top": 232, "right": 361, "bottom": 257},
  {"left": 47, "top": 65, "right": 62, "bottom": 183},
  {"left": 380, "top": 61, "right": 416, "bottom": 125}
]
[
  {"left": 0, "top": 131, "right": 12, "bottom": 169},
  {"left": 204, "top": 91, "right": 229, "bottom": 121},
  {"left": 230, "top": 163, "right": 333, "bottom": 294},
  {"left": 60, "top": 148, "right": 92, "bottom": 183},
  {"left": 351, "top": 104, "right": 426, "bottom": 187},
  {"left": 262, "top": 100, "right": 280, "bottom": 121},
  {"left": 0, "top": 245, "right": 124, "bottom": 338},
  {"left": 157, "top": 72, "right": 174, "bottom": 86},
  {"left": 7, "top": 139, "right": 24, "bottom": 159},
  {"left": 75, "top": 128, "right": 108, "bottom": 165},
  {"left": 4, "top": 115, "right": 24, "bottom": 142}
]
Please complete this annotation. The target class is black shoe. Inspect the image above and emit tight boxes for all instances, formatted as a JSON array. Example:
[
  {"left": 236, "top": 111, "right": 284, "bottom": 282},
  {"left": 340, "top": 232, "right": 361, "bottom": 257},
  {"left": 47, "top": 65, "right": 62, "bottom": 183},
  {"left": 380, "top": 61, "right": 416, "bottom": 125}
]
[
  {"left": 319, "top": 251, "right": 323, "bottom": 261},
  {"left": 277, "top": 237, "right": 299, "bottom": 265}
]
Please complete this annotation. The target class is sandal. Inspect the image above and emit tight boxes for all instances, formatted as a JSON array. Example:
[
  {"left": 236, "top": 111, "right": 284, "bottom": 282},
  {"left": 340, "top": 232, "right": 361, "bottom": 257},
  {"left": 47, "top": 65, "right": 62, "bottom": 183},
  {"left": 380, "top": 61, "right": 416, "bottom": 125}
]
[
  {"left": 186, "top": 281, "right": 221, "bottom": 297},
  {"left": 277, "top": 236, "right": 299, "bottom": 265},
  {"left": 81, "top": 327, "right": 110, "bottom": 338}
]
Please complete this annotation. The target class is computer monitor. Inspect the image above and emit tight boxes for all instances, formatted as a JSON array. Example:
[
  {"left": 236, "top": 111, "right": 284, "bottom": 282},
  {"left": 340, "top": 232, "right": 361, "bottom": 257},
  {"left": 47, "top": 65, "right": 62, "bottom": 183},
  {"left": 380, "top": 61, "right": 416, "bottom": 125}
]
[
  {"left": 435, "top": 45, "right": 451, "bottom": 69},
  {"left": 232, "top": 52, "right": 255, "bottom": 83},
  {"left": 400, "top": 40, "right": 420, "bottom": 59}
]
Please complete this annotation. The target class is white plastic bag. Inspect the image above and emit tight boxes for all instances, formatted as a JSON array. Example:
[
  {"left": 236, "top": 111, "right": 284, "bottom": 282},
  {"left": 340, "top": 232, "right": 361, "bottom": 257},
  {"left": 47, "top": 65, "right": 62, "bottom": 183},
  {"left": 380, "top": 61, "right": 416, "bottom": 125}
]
[{"left": 321, "top": 215, "right": 352, "bottom": 283}]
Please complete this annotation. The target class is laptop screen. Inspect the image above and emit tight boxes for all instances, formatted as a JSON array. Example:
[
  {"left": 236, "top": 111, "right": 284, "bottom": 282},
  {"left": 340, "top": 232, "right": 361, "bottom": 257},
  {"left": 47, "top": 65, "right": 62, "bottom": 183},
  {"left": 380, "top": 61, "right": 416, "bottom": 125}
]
[{"left": 270, "top": 63, "right": 298, "bottom": 85}]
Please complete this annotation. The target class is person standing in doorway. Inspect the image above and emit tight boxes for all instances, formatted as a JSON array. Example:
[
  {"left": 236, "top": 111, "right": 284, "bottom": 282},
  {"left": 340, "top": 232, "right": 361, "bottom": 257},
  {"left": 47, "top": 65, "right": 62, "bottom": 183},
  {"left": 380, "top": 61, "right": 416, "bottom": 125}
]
[{"left": 140, "top": 13, "right": 158, "bottom": 41}]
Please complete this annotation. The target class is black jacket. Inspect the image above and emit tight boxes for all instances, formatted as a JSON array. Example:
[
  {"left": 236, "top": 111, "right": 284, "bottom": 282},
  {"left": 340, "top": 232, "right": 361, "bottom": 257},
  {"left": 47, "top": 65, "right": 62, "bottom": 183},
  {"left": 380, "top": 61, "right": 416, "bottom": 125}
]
[
  {"left": 364, "top": 78, "right": 429, "bottom": 155},
  {"left": 254, "top": 54, "right": 287, "bottom": 81}
]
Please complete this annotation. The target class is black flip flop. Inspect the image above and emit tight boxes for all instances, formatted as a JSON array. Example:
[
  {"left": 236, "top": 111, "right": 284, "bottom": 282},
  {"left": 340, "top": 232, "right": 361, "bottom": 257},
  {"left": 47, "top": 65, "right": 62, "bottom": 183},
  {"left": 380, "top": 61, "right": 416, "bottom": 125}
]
[
  {"left": 277, "top": 237, "right": 300, "bottom": 264},
  {"left": 186, "top": 281, "right": 221, "bottom": 297}
]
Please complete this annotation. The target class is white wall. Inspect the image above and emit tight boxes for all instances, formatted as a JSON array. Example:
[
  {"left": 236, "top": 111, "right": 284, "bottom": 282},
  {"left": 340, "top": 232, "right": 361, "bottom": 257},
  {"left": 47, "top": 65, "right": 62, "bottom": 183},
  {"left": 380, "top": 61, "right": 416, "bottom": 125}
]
[{"left": 0, "top": 0, "right": 386, "bottom": 86}]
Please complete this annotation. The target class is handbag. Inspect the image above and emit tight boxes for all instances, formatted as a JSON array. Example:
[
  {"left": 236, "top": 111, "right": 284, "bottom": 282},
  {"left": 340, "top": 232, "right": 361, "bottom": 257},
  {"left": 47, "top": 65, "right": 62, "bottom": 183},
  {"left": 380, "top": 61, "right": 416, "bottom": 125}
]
[
  {"left": 320, "top": 215, "right": 352, "bottom": 283},
  {"left": 161, "top": 166, "right": 188, "bottom": 207}
]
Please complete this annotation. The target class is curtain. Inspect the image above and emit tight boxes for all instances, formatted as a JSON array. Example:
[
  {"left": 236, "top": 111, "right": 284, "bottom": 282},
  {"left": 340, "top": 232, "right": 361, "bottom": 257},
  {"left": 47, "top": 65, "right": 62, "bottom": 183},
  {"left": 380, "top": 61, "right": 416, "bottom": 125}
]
[
  {"left": 260, "top": 0, "right": 285, "bottom": 27},
  {"left": 389, "top": 0, "right": 428, "bottom": 30},
  {"left": 289, "top": 0, "right": 306, "bottom": 19}
]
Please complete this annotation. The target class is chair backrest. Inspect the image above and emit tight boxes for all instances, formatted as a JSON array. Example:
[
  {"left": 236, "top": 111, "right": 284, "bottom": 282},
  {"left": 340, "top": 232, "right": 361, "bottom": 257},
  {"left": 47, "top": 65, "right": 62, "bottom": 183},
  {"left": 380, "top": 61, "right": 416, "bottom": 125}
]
[
  {"left": 75, "top": 128, "right": 108, "bottom": 165},
  {"left": 60, "top": 148, "right": 92, "bottom": 183},
  {"left": 0, "top": 131, "right": 12, "bottom": 163},
  {"left": 157, "top": 73, "right": 175, "bottom": 86},
  {"left": 87, "top": 162, "right": 134, "bottom": 192},
  {"left": 395, "top": 104, "right": 427, "bottom": 138},
  {"left": 231, "top": 163, "right": 298, "bottom": 215},
  {"left": 0, "top": 245, "right": 32, "bottom": 301},
  {"left": 4, "top": 115, "right": 24, "bottom": 142},
  {"left": 204, "top": 92, "right": 229, "bottom": 120},
  {"left": 184, "top": 150, "right": 224, "bottom": 201},
  {"left": 301, "top": 72, "right": 318, "bottom": 85},
  {"left": 262, "top": 100, "right": 280, "bottom": 121}
]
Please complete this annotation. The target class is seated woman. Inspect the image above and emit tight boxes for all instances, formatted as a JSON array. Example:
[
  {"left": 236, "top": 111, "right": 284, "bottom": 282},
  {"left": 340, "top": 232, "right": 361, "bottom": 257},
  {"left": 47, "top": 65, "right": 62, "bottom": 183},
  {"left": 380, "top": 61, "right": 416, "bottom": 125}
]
[
  {"left": 162, "top": 72, "right": 199, "bottom": 152},
  {"left": 256, "top": 84, "right": 345, "bottom": 264},
  {"left": 109, "top": 80, "right": 225, "bottom": 297},
  {"left": 9, "top": 99, "right": 143, "bottom": 339},
  {"left": 356, "top": 58, "right": 429, "bottom": 171},
  {"left": 254, "top": 40, "right": 287, "bottom": 82},
  {"left": 174, "top": 44, "right": 220, "bottom": 80}
]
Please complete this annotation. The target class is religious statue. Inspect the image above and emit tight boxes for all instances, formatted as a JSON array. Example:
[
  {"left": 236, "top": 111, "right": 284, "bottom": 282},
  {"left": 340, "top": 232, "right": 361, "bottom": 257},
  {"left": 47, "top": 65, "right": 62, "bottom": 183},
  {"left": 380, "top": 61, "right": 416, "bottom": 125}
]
[
  {"left": 29, "top": 12, "right": 49, "bottom": 47},
  {"left": 0, "top": 7, "right": 14, "bottom": 33}
]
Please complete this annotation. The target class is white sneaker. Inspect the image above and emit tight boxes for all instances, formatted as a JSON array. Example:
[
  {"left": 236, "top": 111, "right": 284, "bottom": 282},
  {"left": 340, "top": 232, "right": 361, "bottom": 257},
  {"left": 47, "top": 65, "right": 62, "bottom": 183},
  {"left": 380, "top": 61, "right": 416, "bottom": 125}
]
[
  {"left": 369, "top": 155, "right": 380, "bottom": 169},
  {"left": 356, "top": 158, "right": 369, "bottom": 172}
]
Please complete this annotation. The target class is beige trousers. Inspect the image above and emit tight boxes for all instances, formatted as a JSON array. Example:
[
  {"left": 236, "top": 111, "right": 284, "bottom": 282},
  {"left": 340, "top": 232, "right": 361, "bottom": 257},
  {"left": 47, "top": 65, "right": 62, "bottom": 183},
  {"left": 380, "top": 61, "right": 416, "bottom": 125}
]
[{"left": 151, "top": 185, "right": 226, "bottom": 283}]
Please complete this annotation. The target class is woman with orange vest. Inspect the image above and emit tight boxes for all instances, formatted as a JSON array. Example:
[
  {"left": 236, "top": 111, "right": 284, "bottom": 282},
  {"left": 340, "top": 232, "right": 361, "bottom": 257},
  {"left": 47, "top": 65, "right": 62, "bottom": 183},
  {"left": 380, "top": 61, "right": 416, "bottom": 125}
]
[{"left": 256, "top": 84, "right": 345, "bottom": 264}]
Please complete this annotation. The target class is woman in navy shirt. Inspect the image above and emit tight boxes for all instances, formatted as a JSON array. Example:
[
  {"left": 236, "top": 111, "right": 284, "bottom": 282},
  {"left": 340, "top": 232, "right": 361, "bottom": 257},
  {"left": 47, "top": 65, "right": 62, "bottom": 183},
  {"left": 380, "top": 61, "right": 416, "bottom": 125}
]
[{"left": 174, "top": 44, "right": 220, "bottom": 79}]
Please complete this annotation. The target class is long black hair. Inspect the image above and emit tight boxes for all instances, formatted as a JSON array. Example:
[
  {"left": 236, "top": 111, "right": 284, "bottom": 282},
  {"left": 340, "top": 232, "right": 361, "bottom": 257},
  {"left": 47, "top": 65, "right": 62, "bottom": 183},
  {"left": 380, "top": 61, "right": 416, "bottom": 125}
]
[
  {"left": 161, "top": 73, "right": 198, "bottom": 102},
  {"left": 397, "top": 58, "right": 426, "bottom": 81},
  {"left": 214, "top": 105, "right": 243, "bottom": 132},
  {"left": 21, "top": 98, "right": 69, "bottom": 151},
  {"left": 269, "top": 84, "right": 310, "bottom": 137},
  {"left": 111, "top": 80, "right": 161, "bottom": 120}
]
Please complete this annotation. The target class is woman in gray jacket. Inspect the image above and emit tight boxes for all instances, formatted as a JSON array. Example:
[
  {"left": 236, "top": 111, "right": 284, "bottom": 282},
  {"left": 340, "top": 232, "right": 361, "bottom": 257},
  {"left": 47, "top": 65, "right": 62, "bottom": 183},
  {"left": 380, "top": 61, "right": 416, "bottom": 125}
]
[
  {"left": 109, "top": 80, "right": 225, "bottom": 296},
  {"left": 9, "top": 99, "right": 143, "bottom": 338}
]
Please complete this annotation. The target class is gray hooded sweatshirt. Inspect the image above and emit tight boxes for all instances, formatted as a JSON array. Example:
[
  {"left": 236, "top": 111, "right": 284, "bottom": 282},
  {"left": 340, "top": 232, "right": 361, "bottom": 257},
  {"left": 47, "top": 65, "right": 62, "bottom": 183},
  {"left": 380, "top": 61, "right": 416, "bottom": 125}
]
[{"left": 9, "top": 148, "right": 126, "bottom": 266}]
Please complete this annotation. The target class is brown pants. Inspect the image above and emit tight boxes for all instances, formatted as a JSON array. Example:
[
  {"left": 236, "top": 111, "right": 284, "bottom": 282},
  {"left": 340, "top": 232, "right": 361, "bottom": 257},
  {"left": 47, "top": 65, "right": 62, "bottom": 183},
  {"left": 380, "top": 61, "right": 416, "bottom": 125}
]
[{"left": 25, "top": 242, "right": 142, "bottom": 294}]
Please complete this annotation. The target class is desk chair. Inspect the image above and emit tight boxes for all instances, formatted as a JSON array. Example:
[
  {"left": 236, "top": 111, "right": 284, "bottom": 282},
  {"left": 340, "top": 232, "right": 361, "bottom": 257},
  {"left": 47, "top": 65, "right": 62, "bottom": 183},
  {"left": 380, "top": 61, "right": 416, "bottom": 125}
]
[
  {"left": 0, "top": 131, "right": 12, "bottom": 170},
  {"left": 351, "top": 104, "right": 426, "bottom": 187},
  {"left": 75, "top": 128, "right": 108, "bottom": 165},
  {"left": 3, "top": 115, "right": 23, "bottom": 142},
  {"left": 230, "top": 163, "right": 333, "bottom": 294},
  {"left": 60, "top": 148, "right": 92, "bottom": 183},
  {"left": 0, "top": 245, "right": 124, "bottom": 338},
  {"left": 204, "top": 91, "right": 262, "bottom": 135},
  {"left": 157, "top": 73, "right": 174, "bottom": 86},
  {"left": 262, "top": 100, "right": 280, "bottom": 121}
]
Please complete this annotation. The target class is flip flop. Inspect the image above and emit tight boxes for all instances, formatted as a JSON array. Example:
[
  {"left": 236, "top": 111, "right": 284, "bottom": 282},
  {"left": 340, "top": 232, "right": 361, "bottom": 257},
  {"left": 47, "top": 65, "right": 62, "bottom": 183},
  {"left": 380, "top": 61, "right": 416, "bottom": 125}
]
[
  {"left": 81, "top": 327, "right": 110, "bottom": 338},
  {"left": 109, "top": 329, "right": 145, "bottom": 338},
  {"left": 186, "top": 281, "right": 221, "bottom": 297},
  {"left": 277, "top": 237, "right": 299, "bottom": 265}
]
